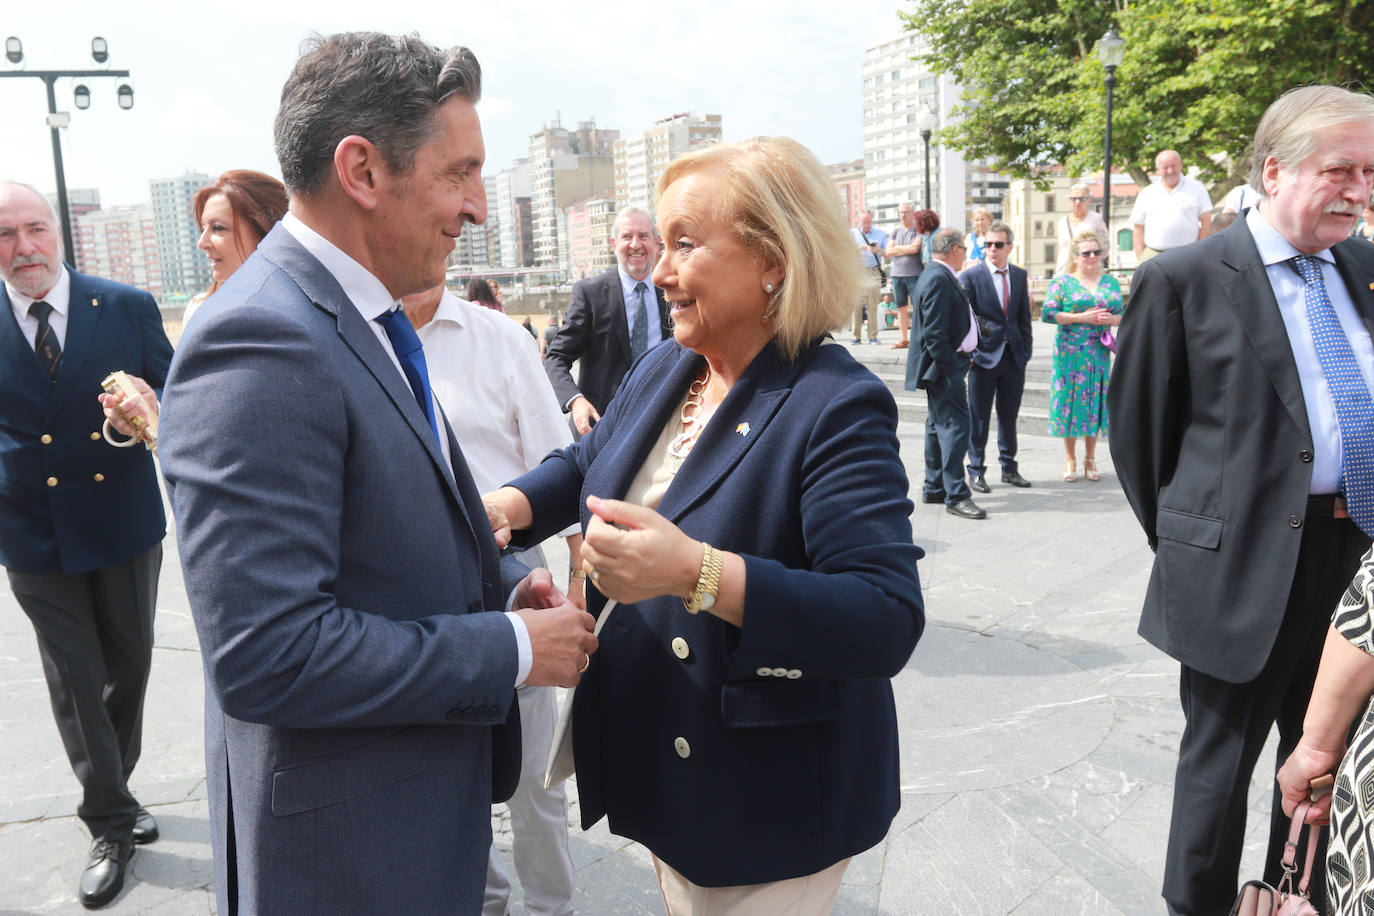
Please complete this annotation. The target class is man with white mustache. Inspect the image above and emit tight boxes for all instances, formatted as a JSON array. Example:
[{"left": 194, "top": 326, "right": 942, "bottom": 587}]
[
  {"left": 544, "top": 205, "right": 671, "bottom": 437},
  {"left": 1111, "top": 85, "right": 1374, "bottom": 915}
]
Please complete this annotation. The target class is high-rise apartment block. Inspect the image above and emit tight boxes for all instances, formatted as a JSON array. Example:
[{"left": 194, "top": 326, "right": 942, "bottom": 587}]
[
  {"left": 566, "top": 197, "right": 617, "bottom": 281},
  {"left": 150, "top": 171, "right": 212, "bottom": 300},
  {"left": 75, "top": 205, "right": 163, "bottom": 298},
  {"left": 829, "top": 160, "right": 866, "bottom": 227},
  {"left": 493, "top": 160, "right": 534, "bottom": 270},
  {"left": 528, "top": 120, "right": 617, "bottom": 272},
  {"left": 613, "top": 112, "right": 723, "bottom": 212},
  {"left": 862, "top": 33, "right": 1010, "bottom": 233}
]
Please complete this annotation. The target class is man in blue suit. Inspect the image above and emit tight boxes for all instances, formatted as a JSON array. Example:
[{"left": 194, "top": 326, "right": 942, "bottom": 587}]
[
  {"left": 961, "top": 221, "right": 1034, "bottom": 493},
  {"left": 157, "top": 33, "right": 597, "bottom": 914},
  {"left": 0, "top": 180, "right": 172, "bottom": 908},
  {"left": 906, "top": 228, "right": 987, "bottom": 519}
]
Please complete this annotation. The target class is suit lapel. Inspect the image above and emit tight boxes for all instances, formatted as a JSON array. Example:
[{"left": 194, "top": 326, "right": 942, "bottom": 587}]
[
  {"left": 608, "top": 273, "right": 632, "bottom": 363},
  {"left": 50, "top": 272, "right": 103, "bottom": 412},
  {"left": 1332, "top": 239, "right": 1374, "bottom": 340},
  {"left": 1219, "top": 221, "right": 1311, "bottom": 444},
  {"left": 656, "top": 342, "right": 798, "bottom": 523},
  {"left": 0, "top": 286, "right": 52, "bottom": 397}
]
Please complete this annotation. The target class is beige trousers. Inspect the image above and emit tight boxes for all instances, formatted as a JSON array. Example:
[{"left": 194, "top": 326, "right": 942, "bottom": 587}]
[
  {"left": 653, "top": 855, "right": 850, "bottom": 916},
  {"left": 852, "top": 269, "right": 883, "bottom": 341}
]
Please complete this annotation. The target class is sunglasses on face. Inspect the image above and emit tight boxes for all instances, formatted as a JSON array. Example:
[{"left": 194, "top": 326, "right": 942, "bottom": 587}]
[
  {"left": 1069, "top": 197, "right": 1088, "bottom": 202},
  {"left": 1078, "top": 249, "right": 1102, "bottom": 257},
  {"left": 985, "top": 241, "right": 1008, "bottom": 250}
]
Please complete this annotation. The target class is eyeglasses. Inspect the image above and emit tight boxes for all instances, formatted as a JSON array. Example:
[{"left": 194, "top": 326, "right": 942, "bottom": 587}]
[
  {"left": 985, "top": 241, "right": 1009, "bottom": 250},
  {"left": 1068, "top": 196, "right": 1089, "bottom": 202},
  {"left": 1078, "top": 249, "right": 1102, "bottom": 257}
]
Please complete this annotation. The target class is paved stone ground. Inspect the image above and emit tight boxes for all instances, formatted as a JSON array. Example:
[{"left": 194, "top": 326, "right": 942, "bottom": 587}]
[{"left": 0, "top": 323, "right": 1282, "bottom": 914}]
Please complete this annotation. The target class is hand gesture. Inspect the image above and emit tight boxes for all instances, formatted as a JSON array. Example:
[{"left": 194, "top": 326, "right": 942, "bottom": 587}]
[
  {"left": 571, "top": 396, "right": 601, "bottom": 437},
  {"left": 98, "top": 374, "right": 158, "bottom": 439},
  {"left": 1276, "top": 740, "right": 1342, "bottom": 824},
  {"left": 579, "top": 495, "right": 700, "bottom": 605}
]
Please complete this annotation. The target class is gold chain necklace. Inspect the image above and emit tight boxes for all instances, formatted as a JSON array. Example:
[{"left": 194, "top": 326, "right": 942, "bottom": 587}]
[{"left": 668, "top": 368, "right": 711, "bottom": 465}]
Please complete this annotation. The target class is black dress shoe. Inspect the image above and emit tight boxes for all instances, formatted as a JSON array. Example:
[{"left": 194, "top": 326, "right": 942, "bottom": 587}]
[
  {"left": 132, "top": 807, "right": 158, "bottom": 844},
  {"left": 969, "top": 473, "right": 991, "bottom": 494},
  {"left": 946, "top": 498, "right": 988, "bottom": 519},
  {"left": 1001, "top": 471, "right": 1032, "bottom": 488},
  {"left": 79, "top": 835, "right": 134, "bottom": 909},
  {"left": 921, "top": 492, "right": 946, "bottom": 504}
]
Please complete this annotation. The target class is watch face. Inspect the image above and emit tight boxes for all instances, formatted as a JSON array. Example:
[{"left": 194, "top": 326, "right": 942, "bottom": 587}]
[{"left": 701, "top": 592, "right": 716, "bottom": 610}]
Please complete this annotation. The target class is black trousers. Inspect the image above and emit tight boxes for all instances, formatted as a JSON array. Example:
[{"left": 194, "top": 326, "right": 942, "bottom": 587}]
[
  {"left": 1163, "top": 508, "right": 1369, "bottom": 915},
  {"left": 9, "top": 544, "right": 161, "bottom": 841},
  {"left": 966, "top": 348, "right": 1026, "bottom": 476},
  {"left": 922, "top": 361, "right": 972, "bottom": 504}
]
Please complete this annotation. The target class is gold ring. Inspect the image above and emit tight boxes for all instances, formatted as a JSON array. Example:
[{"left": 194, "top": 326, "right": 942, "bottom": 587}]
[
  {"left": 587, "top": 567, "right": 600, "bottom": 585},
  {"left": 578, "top": 653, "right": 590, "bottom": 674},
  {"left": 131, "top": 414, "right": 146, "bottom": 429}
]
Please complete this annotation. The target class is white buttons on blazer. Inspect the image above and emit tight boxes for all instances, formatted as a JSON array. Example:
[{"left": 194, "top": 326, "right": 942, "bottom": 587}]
[
  {"left": 673, "top": 737, "right": 691, "bottom": 759},
  {"left": 671, "top": 637, "right": 690, "bottom": 660}
]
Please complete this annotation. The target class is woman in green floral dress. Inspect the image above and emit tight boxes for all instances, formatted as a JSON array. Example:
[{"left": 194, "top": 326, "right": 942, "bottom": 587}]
[{"left": 1041, "top": 230, "right": 1123, "bottom": 482}]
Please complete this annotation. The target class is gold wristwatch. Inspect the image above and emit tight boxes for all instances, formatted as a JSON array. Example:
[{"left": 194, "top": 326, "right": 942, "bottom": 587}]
[{"left": 683, "top": 542, "right": 722, "bottom": 615}]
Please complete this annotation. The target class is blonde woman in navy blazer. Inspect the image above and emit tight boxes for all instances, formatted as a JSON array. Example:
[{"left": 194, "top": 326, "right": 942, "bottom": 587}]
[{"left": 486, "top": 138, "right": 925, "bottom": 914}]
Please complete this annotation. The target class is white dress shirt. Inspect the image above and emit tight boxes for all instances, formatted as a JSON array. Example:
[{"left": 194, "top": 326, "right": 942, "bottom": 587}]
[
  {"left": 281, "top": 213, "right": 532, "bottom": 684},
  {"left": 931, "top": 258, "right": 979, "bottom": 354},
  {"left": 417, "top": 289, "right": 577, "bottom": 538},
  {"left": 617, "top": 267, "right": 663, "bottom": 348},
  {"left": 7, "top": 265, "right": 72, "bottom": 350},
  {"left": 1247, "top": 205, "right": 1374, "bottom": 493}
]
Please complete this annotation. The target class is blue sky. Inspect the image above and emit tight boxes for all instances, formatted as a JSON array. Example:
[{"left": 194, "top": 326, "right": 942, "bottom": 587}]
[{"left": 4, "top": 0, "right": 912, "bottom": 206}]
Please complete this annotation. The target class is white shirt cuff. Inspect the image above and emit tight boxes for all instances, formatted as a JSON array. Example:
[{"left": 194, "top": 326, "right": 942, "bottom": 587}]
[{"left": 504, "top": 611, "right": 533, "bottom": 687}]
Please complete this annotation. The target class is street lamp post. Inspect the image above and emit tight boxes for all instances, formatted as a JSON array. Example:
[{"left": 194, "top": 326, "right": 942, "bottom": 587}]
[
  {"left": 1097, "top": 27, "right": 1126, "bottom": 268},
  {"left": 1, "top": 37, "right": 134, "bottom": 260},
  {"left": 917, "top": 105, "right": 938, "bottom": 210}
]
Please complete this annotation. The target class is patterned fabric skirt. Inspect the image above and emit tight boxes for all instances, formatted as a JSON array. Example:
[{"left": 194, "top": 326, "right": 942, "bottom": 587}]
[
  {"left": 1329, "top": 695, "right": 1374, "bottom": 913},
  {"left": 1048, "top": 339, "right": 1111, "bottom": 437}
]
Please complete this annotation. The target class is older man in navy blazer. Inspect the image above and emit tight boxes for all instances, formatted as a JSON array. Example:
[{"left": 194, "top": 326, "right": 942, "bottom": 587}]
[
  {"left": 0, "top": 180, "right": 172, "bottom": 908},
  {"left": 962, "top": 221, "right": 1033, "bottom": 493},
  {"left": 158, "top": 34, "right": 596, "bottom": 914}
]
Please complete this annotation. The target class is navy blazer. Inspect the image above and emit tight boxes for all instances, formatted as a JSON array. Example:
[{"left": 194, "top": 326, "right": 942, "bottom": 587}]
[
  {"left": 543, "top": 266, "right": 671, "bottom": 414},
  {"left": 961, "top": 260, "right": 1033, "bottom": 370},
  {"left": 907, "top": 262, "right": 973, "bottom": 392},
  {"left": 511, "top": 338, "right": 924, "bottom": 886},
  {"left": 0, "top": 269, "right": 171, "bottom": 574},
  {"left": 1110, "top": 219, "right": 1374, "bottom": 682},
  {"left": 160, "top": 225, "right": 522, "bottom": 914}
]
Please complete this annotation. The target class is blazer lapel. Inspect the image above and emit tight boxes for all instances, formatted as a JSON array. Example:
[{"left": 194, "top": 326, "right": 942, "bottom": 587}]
[
  {"left": 0, "top": 286, "right": 52, "bottom": 397},
  {"left": 1219, "top": 221, "right": 1311, "bottom": 444},
  {"left": 656, "top": 342, "right": 798, "bottom": 523},
  {"left": 1332, "top": 240, "right": 1374, "bottom": 339},
  {"left": 49, "top": 272, "right": 104, "bottom": 414},
  {"left": 609, "top": 274, "right": 632, "bottom": 363}
]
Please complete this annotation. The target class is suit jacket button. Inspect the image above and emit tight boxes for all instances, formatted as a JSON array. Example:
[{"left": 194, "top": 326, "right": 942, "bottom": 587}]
[
  {"left": 90, "top": 431, "right": 102, "bottom": 441},
  {"left": 1289, "top": 515, "right": 1302, "bottom": 528},
  {"left": 1299, "top": 449, "right": 1313, "bottom": 462},
  {"left": 756, "top": 666, "right": 772, "bottom": 677},
  {"left": 40, "top": 434, "right": 53, "bottom": 445},
  {"left": 671, "top": 637, "right": 690, "bottom": 660},
  {"left": 46, "top": 476, "right": 58, "bottom": 487},
  {"left": 786, "top": 669, "right": 802, "bottom": 679},
  {"left": 771, "top": 667, "right": 788, "bottom": 678},
  {"left": 93, "top": 473, "right": 104, "bottom": 482},
  {"left": 673, "top": 736, "right": 691, "bottom": 759}
]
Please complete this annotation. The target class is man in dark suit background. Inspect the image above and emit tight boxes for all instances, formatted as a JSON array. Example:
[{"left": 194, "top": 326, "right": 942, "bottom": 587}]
[
  {"left": 158, "top": 33, "right": 597, "bottom": 914},
  {"left": 961, "top": 220, "right": 1033, "bottom": 494},
  {"left": 0, "top": 180, "right": 172, "bottom": 908},
  {"left": 1110, "top": 85, "right": 1374, "bottom": 915},
  {"left": 906, "top": 227, "right": 986, "bottom": 520},
  {"left": 544, "top": 205, "right": 671, "bottom": 436}
]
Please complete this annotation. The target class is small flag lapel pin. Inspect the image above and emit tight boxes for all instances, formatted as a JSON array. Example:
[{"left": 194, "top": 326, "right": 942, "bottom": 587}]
[{"left": 735, "top": 422, "right": 751, "bottom": 437}]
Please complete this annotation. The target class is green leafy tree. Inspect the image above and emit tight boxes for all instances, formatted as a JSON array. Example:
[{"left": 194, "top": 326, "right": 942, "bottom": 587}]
[{"left": 903, "top": 0, "right": 1374, "bottom": 198}]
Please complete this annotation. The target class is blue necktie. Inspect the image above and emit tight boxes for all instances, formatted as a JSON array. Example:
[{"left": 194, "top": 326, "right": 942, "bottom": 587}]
[
  {"left": 29, "top": 300, "right": 61, "bottom": 380},
  {"left": 1294, "top": 255, "right": 1374, "bottom": 536},
  {"left": 631, "top": 281, "right": 649, "bottom": 360},
  {"left": 375, "top": 308, "right": 442, "bottom": 448}
]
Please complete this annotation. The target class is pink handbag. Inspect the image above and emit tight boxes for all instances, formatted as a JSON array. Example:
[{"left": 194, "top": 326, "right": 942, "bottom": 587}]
[{"left": 1228, "top": 800, "right": 1321, "bottom": 916}]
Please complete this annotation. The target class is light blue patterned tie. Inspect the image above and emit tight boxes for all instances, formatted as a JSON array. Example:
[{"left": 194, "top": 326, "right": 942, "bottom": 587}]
[
  {"left": 631, "top": 282, "right": 649, "bottom": 360},
  {"left": 1294, "top": 255, "right": 1374, "bottom": 536}
]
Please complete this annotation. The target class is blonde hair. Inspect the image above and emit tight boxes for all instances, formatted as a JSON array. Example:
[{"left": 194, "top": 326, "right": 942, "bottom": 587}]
[
  {"left": 1249, "top": 85, "right": 1374, "bottom": 192},
  {"left": 657, "top": 137, "right": 861, "bottom": 362}
]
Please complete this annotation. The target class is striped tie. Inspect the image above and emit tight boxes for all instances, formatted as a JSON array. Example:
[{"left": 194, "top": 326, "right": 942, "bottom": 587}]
[
  {"left": 29, "top": 300, "right": 61, "bottom": 381},
  {"left": 1294, "top": 255, "right": 1374, "bottom": 536}
]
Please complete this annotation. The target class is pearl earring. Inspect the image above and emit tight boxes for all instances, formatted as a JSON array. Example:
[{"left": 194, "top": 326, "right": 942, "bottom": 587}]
[{"left": 764, "top": 283, "right": 775, "bottom": 293}]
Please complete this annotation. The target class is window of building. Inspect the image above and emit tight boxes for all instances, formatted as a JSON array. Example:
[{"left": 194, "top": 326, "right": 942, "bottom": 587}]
[
  {"left": 1045, "top": 195, "right": 1055, "bottom": 212},
  {"left": 1045, "top": 244, "right": 1056, "bottom": 264},
  {"left": 1034, "top": 220, "right": 1043, "bottom": 235}
]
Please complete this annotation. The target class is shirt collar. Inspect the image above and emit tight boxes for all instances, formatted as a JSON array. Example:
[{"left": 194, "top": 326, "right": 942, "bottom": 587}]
[
  {"left": 1246, "top": 204, "right": 1336, "bottom": 268},
  {"left": 618, "top": 266, "right": 653, "bottom": 302},
  {"left": 430, "top": 288, "right": 470, "bottom": 328},
  {"left": 282, "top": 211, "right": 401, "bottom": 320},
  {"left": 984, "top": 259, "right": 1008, "bottom": 275},
  {"left": 6, "top": 264, "right": 71, "bottom": 316}
]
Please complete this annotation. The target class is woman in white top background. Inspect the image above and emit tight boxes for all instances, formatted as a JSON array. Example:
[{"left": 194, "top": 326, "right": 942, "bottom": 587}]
[{"left": 1055, "top": 183, "right": 1110, "bottom": 275}]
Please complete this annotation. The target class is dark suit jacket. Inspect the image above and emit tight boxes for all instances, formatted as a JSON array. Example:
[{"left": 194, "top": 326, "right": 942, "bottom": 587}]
[
  {"left": 543, "top": 266, "right": 670, "bottom": 414},
  {"left": 1109, "top": 219, "right": 1374, "bottom": 683},
  {"left": 510, "top": 338, "right": 924, "bottom": 886},
  {"left": 0, "top": 269, "right": 172, "bottom": 574},
  {"left": 962, "top": 261, "right": 1032, "bottom": 370},
  {"left": 160, "top": 225, "right": 522, "bottom": 914},
  {"left": 906, "top": 261, "right": 973, "bottom": 392}
]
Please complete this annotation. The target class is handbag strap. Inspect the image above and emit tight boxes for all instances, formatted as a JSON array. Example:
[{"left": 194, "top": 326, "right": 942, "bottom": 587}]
[{"left": 1281, "top": 800, "right": 1319, "bottom": 896}]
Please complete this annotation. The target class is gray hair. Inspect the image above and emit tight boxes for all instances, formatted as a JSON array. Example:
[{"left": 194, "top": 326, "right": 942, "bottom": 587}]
[
  {"left": 1249, "top": 85, "right": 1374, "bottom": 194},
  {"left": 987, "top": 221, "right": 1014, "bottom": 245},
  {"left": 274, "top": 32, "right": 482, "bottom": 196},
  {"left": 898, "top": 201, "right": 914, "bottom": 213},
  {"left": 931, "top": 227, "right": 964, "bottom": 255},
  {"left": 612, "top": 205, "right": 656, "bottom": 239},
  {"left": 0, "top": 181, "right": 63, "bottom": 254}
]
